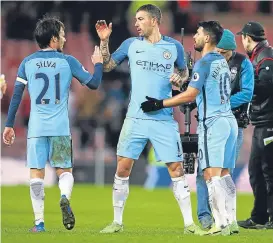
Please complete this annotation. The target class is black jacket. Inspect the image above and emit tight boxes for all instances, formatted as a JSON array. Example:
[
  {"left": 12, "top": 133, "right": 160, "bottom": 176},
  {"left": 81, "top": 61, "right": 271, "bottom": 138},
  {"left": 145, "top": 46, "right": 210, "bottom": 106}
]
[{"left": 249, "top": 40, "right": 273, "bottom": 127}]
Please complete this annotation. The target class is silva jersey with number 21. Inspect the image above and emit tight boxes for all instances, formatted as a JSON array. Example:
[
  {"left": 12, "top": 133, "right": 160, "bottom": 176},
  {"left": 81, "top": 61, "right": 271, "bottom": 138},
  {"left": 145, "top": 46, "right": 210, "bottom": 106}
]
[
  {"left": 16, "top": 50, "right": 93, "bottom": 138},
  {"left": 188, "top": 51, "right": 234, "bottom": 126}
]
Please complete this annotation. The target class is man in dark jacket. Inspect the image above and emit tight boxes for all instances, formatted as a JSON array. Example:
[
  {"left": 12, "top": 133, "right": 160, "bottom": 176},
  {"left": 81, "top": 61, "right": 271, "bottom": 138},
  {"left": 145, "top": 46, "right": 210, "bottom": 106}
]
[{"left": 237, "top": 21, "right": 273, "bottom": 230}]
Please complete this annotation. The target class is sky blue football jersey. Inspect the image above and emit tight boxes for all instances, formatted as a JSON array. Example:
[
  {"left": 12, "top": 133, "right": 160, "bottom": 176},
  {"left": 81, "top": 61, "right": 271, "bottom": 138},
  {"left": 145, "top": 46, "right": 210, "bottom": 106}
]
[
  {"left": 112, "top": 36, "right": 186, "bottom": 120},
  {"left": 17, "top": 50, "right": 93, "bottom": 138},
  {"left": 188, "top": 51, "right": 234, "bottom": 126}
]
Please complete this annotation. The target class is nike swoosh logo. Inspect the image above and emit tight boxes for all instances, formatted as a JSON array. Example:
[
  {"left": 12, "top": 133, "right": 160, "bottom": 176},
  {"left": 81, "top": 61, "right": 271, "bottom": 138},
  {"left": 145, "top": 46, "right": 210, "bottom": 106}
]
[{"left": 136, "top": 50, "right": 145, "bottom": 53}]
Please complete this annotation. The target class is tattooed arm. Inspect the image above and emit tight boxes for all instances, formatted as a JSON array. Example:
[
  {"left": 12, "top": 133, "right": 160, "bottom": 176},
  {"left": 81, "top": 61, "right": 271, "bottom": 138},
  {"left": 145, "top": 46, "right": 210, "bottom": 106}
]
[
  {"left": 96, "top": 21, "right": 133, "bottom": 73},
  {"left": 100, "top": 37, "right": 134, "bottom": 73},
  {"left": 95, "top": 20, "right": 117, "bottom": 72},
  {"left": 100, "top": 40, "right": 118, "bottom": 72}
]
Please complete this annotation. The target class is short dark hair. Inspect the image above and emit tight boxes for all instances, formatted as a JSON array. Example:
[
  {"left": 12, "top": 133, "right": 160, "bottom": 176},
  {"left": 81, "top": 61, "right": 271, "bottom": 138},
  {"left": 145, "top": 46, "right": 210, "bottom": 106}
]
[
  {"left": 136, "top": 4, "right": 162, "bottom": 24},
  {"left": 34, "top": 16, "right": 65, "bottom": 49},
  {"left": 198, "top": 21, "right": 224, "bottom": 45},
  {"left": 243, "top": 33, "right": 265, "bottom": 42}
]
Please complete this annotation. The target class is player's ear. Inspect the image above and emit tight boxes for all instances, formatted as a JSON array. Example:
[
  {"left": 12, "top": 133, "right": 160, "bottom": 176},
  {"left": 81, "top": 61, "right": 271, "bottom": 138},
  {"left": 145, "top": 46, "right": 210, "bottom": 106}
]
[
  {"left": 246, "top": 35, "right": 252, "bottom": 44},
  {"left": 151, "top": 17, "right": 157, "bottom": 26},
  {"left": 205, "top": 34, "right": 210, "bottom": 44},
  {"left": 52, "top": 36, "right": 58, "bottom": 43}
]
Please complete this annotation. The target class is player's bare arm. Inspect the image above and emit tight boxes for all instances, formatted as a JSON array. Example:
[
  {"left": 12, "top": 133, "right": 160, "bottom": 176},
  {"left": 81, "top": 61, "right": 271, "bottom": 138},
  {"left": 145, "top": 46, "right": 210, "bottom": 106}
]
[
  {"left": 95, "top": 20, "right": 117, "bottom": 72},
  {"left": 164, "top": 86, "right": 198, "bottom": 107},
  {"left": 170, "top": 67, "right": 189, "bottom": 87},
  {"left": 100, "top": 40, "right": 117, "bottom": 72}
]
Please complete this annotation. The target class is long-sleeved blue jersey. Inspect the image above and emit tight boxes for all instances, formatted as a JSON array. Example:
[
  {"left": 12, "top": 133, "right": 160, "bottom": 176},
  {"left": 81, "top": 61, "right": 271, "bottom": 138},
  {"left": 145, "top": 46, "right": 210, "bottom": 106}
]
[{"left": 6, "top": 50, "right": 103, "bottom": 138}]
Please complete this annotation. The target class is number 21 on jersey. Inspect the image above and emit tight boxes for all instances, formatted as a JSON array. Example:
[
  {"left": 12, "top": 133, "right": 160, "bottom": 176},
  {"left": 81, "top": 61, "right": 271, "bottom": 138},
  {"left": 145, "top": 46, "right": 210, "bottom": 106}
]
[{"left": 35, "top": 72, "right": 60, "bottom": 104}]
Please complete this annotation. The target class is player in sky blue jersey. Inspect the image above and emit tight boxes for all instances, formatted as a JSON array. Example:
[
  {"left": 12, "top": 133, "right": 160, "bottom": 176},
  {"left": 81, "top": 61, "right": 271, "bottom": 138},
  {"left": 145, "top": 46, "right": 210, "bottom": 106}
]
[
  {"left": 141, "top": 21, "right": 238, "bottom": 236},
  {"left": 196, "top": 29, "right": 254, "bottom": 232},
  {"left": 3, "top": 16, "right": 104, "bottom": 232},
  {"left": 96, "top": 4, "right": 201, "bottom": 235}
]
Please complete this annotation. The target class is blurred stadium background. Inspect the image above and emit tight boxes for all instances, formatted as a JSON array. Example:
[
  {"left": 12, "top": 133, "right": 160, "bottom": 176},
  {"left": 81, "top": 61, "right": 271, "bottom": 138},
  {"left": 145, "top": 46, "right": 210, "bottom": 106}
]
[{"left": 1, "top": 0, "right": 273, "bottom": 190}]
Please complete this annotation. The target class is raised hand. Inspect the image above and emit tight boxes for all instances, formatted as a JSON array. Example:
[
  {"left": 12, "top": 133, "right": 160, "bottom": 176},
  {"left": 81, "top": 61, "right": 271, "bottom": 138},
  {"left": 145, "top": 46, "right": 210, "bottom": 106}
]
[
  {"left": 95, "top": 20, "right": 112, "bottom": 41},
  {"left": 3, "top": 127, "right": 15, "bottom": 146},
  {"left": 91, "top": 46, "right": 103, "bottom": 65},
  {"left": 141, "top": 96, "right": 164, "bottom": 112}
]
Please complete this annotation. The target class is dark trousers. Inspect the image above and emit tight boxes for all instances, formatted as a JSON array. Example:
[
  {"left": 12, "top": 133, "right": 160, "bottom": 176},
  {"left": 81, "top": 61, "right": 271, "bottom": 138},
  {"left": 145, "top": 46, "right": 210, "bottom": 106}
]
[{"left": 249, "top": 125, "right": 273, "bottom": 224}]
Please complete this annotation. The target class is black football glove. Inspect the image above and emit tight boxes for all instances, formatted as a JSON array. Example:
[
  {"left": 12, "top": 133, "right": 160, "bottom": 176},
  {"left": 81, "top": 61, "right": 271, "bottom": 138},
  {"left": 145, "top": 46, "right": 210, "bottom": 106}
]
[{"left": 141, "top": 96, "right": 164, "bottom": 112}]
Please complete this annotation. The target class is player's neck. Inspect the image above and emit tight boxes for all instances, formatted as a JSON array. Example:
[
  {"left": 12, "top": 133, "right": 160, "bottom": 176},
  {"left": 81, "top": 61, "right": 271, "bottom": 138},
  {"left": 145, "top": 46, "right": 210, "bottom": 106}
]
[
  {"left": 42, "top": 44, "right": 57, "bottom": 51},
  {"left": 201, "top": 45, "right": 216, "bottom": 57},
  {"left": 145, "top": 30, "right": 162, "bottom": 44},
  {"left": 42, "top": 47, "right": 57, "bottom": 51}
]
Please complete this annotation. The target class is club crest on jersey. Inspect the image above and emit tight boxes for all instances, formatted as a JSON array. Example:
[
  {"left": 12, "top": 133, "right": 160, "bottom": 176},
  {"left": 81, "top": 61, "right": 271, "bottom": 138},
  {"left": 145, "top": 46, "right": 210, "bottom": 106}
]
[
  {"left": 163, "top": 51, "right": 172, "bottom": 60},
  {"left": 192, "top": 72, "right": 199, "bottom": 81},
  {"left": 230, "top": 67, "right": 237, "bottom": 81}
]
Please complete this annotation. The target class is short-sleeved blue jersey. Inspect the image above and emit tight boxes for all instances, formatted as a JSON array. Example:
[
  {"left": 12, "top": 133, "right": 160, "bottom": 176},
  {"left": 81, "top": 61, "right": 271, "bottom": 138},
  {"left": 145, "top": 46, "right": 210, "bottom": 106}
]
[
  {"left": 112, "top": 36, "right": 186, "bottom": 120},
  {"left": 188, "top": 51, "right": 234, "bottom": 126},
  {"left": 17, "top": 50, "right": 93, "bottom": 138}
]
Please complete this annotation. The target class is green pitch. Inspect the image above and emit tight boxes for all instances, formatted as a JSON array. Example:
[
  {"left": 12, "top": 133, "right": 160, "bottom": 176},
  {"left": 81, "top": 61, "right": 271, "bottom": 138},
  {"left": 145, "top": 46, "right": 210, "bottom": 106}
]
[{"left": 1, "top": 185, "right": 272, "bottom": 243}]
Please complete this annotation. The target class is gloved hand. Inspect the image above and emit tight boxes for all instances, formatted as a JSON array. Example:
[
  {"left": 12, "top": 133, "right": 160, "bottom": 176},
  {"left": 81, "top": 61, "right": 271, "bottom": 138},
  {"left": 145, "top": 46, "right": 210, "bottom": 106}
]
[{"left": 141, "top": 96, "right": 164, "bottom": 112}]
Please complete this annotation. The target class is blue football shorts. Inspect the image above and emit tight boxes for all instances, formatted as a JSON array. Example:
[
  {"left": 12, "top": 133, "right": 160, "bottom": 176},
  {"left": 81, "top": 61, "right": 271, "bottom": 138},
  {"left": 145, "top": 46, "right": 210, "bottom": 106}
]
[
  {"left": 27, "top": 136, "right": 73, "bottom": 169},
  {"left": 117, "top": 117, "right": 183, "bottom": 162},
  {"left": 197, "top": 116, "right": 238, "bottom": 171}
]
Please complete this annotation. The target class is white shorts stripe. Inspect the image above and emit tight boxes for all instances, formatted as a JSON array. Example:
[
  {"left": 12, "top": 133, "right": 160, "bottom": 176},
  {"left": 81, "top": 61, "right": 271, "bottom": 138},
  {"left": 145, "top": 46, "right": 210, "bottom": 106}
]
[{"left": 16, "top": 77, "right": 27, "bottom": 84}]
